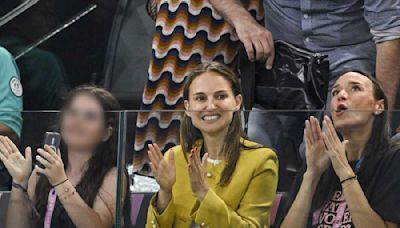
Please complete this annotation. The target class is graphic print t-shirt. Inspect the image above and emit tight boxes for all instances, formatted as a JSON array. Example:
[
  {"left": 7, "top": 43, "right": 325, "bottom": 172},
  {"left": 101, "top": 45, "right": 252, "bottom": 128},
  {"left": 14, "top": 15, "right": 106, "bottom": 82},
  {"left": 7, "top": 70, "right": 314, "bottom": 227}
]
[
  {"left": 313, "top": 190, "right": 353, "bottom": 228},
  {"left": 311, "top": 146, "right": 400, "bottom": 228}
]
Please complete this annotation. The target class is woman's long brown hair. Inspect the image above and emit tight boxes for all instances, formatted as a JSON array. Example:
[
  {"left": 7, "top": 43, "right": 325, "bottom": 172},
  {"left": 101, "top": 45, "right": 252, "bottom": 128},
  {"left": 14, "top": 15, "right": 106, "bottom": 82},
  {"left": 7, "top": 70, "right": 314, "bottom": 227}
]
[{"left": 180, "top": 62, "right": 256, "bottom": 186}]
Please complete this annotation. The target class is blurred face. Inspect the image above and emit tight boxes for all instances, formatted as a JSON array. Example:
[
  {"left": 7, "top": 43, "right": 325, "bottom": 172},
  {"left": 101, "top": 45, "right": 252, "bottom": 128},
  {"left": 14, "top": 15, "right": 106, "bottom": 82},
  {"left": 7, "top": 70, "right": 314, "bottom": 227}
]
[
  {"left": 184, "top": 72, "right": 242, "bottom": 135},
  {"left": 330, "top": 72, "right": 384, "bottom": 130},
  {"left": 61, "top": 94, "right": 111, "bottom": 151}
]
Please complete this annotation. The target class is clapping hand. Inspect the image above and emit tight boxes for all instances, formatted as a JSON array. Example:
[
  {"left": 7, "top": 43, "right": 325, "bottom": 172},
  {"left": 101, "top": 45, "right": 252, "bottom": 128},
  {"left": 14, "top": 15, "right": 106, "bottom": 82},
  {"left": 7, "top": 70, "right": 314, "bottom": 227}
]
[
  {"left": 148, "top": 144, "right": 175, "bottom": 212},
  {"left": 322, "top": 116, "right": 354, "bottom": 181},
  {"left": 188, "top": 148, "right": 209, "bottom": 201},
  {"left": 304, "top": 116, "right": 330, "bottom": 178},
  {"left": 0, "top": 136, "right": 32, "bottom": 186},
  {"left": 148, "top": 144, "right": 176, "bottom": 193}
]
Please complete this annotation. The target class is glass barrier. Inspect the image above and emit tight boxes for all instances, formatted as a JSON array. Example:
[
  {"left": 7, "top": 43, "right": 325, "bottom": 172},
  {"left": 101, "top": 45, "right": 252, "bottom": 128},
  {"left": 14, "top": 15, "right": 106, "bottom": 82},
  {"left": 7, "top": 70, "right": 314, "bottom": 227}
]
[
  {"left": 115, "top": 109, "right": 400, "bottom": 228},
  {"left": 1, "top": 110, "right": 399, "bottom": 227},
  {"left": 0, "top": 110, "right": 123, "bottom": 228}
]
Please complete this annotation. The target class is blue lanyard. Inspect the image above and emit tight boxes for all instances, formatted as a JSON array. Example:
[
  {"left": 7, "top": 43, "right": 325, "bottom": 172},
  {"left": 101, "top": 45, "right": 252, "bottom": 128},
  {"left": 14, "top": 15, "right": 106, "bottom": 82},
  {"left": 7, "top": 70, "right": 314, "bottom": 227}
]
[{"left": 355, "top": 156, "right": 364, "bottom": 172}]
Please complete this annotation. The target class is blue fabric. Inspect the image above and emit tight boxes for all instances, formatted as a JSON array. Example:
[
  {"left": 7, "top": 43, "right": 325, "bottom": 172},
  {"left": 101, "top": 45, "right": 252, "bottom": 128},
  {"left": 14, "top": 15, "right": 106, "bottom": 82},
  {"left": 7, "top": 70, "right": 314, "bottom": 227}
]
[
  {"left": 264, "top": 0, "right": 400, "bottom": 87},
  {"left": 0, "top": 47, "right": 22, "bottom": 138}
]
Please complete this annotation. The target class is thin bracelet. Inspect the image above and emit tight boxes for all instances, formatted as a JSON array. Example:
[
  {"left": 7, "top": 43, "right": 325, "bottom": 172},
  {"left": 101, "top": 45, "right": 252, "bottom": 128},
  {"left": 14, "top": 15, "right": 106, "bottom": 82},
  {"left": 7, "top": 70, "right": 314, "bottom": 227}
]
[
  {"left": 12, "top": 181, "right": 27, "bottom": 193},
  {"left": 340, "top": 175, "right": 357, "bottom": 185},
  {"left": 12, "top": 182, "right": 40, "bottom": 218},
  {"left": 53, "top": 178, "right": 69, "bottom": 188}
]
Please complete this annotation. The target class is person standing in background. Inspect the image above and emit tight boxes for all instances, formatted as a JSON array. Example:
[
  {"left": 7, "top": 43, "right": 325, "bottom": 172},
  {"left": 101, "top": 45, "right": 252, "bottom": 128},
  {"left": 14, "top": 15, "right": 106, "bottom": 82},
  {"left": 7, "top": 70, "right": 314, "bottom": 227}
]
[
  {"left": 0, "top": 46, "right": 22, "bottom": 191},
  {"left": 134, "top": 0, "right": 275, "bottom": 172},
  {"left": 0, "top": 0, "right": 69, "bottom": 110},
  {"left": 0, "top": 47, "right": 22, "bottom": 142},
  {"left": 263, "top": 0, "right": 400, "bottom": 121}
]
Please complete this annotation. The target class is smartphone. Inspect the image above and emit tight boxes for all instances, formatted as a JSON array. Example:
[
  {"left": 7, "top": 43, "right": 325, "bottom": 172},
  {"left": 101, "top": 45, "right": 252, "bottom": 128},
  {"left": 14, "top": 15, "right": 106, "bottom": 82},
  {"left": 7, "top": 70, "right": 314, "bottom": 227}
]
[
  {"left": 43, "top": 132, "right": 61, "bottom": 153},
  {"left": 37, "top": 132, "right": 61, "bottom": 168}
]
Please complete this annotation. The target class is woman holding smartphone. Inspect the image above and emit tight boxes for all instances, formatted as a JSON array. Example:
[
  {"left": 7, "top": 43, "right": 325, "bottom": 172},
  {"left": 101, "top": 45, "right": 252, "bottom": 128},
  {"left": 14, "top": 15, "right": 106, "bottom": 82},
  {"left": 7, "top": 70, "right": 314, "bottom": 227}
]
[
  {"left": 0, "top": 86, "right": 129, "bottom": 228},
  {"left": 280, "top": 72, "right": 400, "bottom": 228},
  {"left": 146, "top": 62, "right": 278, "bottom": 227}
]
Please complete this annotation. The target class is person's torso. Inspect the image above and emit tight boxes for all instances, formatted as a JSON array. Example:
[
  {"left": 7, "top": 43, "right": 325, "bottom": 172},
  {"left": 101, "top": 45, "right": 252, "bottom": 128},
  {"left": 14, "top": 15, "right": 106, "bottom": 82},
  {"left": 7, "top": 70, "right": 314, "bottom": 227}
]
[
  {"left": 313, "top": 190, "right": 354, "bottom": 228},
  {"left": 170, "top": 140, "right": 276, "bottom": 227},
  {"left": 264, "top": 0, "right": 376, "bottom": 79}
]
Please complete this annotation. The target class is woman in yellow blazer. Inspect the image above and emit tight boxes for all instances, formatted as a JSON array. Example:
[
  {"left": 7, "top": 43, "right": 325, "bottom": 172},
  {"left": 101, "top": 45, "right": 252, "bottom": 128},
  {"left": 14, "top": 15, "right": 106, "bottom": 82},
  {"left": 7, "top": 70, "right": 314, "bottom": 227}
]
[{"left": 146, "top": 62, "right": 278, "bottom": 228}]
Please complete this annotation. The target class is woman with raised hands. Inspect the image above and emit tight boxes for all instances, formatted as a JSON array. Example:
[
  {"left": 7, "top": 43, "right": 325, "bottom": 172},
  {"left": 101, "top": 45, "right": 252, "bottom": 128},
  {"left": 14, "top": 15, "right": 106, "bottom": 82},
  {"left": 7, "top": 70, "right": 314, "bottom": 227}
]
[
  {"left": 280, "top": 71, "right": 400, "bottom": 228},
  {"left": 0, "top": 86, "right": 130, "bottom": 228},
  {"left": 146, "top": 61, "right": 278, "bottom": 228}
]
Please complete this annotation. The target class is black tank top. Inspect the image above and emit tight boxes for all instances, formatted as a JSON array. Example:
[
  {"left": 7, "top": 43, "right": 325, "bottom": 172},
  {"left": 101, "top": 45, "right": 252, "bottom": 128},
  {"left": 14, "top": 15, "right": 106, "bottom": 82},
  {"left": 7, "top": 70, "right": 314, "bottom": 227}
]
[{"left": 36, "top": 185, "right": 87, "bottom": 228}]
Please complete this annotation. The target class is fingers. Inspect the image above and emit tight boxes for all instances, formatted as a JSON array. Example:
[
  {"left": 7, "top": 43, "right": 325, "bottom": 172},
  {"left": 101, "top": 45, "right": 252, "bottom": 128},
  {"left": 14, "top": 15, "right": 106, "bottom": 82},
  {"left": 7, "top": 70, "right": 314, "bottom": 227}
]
[
  {"left": 304, "top": 128, "right": 311, "bottom": 152},
  {"left": 147, "top": 149, "right": 159, "bottom": 168},
  {"left": 36, "top": 155, "right": 51, "bottom": 168},
  {"left": 253, "top": 39, "right": 264, "bottom": 62},
  {"left": 305, "top": 120, "right": 313, "bottom": 144},
  {"left": 37, "top": 149, "right": 56, "bottom": 164},
  {"left": 149, "top": 144, "right": 163, "bottom": 161},
  {"left": 0, "top": 137, "right": 11, "bottom": 158},
  {"left": 0, "top": 151, "right": 7, "bottom": 162},
  {"left": 34, "top": 165, "right": 47, "bottom": 175},
  {"left": 201, "top": 153, "right": 208, "bottom": 170},
  {"left": 4, "top": 137, "right": 19, "bottom": 154},
  {"left": 0, "top": 143, "right": 9, "bottom": 159},
  {"left": 25, "top": 147, "right": 32, "bottom": 163},
  {"left": 148, "top": 144, "right": 163, "bottom": 167},
  {"left": 149, "top": 162, "right": 157, "bottom": 175},
  {"left": 243, "top": 39, "right": 255, "bottom": 62},
  {"left": 43, "top": 145, "right": 57, "bottom": 156},
  {"left": 310, "top": 116, "right": 321, "bottom": 142},
  {"left": 323, "top": 116, "right": 338, "bottom": 144},
  {"left": 0, "top": 137, "right": 13, "bottom": 153},
  {"left": 188, "top": 148, "right": 200, "bottom": 173},
  {"left": 265, "top": 34, "right": 275, "bottom": 70},
  {"left": 192, "top": 148, "right": 201, "bottom": 170},
  {"left": 167, "top": 149, "right": 175, "bottom": 166},
  {"left": 312, "top": 117, "right": 324, "bottom": 140}
]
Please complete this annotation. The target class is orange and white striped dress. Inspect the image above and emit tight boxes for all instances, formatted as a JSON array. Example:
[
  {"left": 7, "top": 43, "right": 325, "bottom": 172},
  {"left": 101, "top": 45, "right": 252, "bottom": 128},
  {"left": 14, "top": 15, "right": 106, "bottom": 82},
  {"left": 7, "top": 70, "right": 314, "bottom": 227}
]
[{"left": 133, "top": 0, "right": 264, "bottom": 170}]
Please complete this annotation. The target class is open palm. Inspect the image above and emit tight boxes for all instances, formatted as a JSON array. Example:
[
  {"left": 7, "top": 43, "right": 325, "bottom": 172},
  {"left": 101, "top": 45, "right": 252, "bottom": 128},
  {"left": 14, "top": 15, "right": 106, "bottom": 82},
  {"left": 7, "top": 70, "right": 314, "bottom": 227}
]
[
  {"left": 148, "top": 144, "right": 176, "bottom": 192},
  {"left": 304, "top": 117, "right": 330, "bottom": 176},
  {"left": 0, "top": 137, "right": 32, "bottom": 184}
]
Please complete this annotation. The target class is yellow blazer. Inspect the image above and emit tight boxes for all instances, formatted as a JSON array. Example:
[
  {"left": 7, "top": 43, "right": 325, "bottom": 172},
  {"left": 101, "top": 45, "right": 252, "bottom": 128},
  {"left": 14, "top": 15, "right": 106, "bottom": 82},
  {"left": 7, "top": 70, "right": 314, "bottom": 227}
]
[{"left": 146, "top": 138, "right": 278, "bottom": 228}]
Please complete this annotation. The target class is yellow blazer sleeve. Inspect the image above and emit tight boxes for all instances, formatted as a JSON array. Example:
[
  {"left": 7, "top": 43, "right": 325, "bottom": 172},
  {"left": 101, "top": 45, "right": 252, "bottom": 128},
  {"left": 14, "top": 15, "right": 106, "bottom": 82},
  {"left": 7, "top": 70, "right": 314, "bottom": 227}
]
[
  {"left": 146, "top": 192, "right": 176, "bottom": 228},
  {"left": 193, "top": 151, "right": 278, "bottom": 227}
]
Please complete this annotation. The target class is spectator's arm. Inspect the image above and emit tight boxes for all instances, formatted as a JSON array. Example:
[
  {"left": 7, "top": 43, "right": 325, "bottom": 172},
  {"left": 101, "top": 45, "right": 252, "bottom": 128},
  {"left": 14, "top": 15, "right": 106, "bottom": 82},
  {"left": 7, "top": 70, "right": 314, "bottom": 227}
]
[
  {"left": 364, "top": 0, "right": 400, "bottom": 110},
  {"left": 54, "top": 168, "right": 122, "bottom": 228},
  {"left": 0, "top": 47, "right": 22, "bottom": 141},
  {"left": 0, "top": 123, "right": 18, "bottom": 143},
  {"left": 341, "top": 178, "right": 398, "bottom": 228},
  {"left": 208, "top": 0, "right": 275, "bottom": 69},
  {"left": 281, "top": 172, "right": 319, "bottom": 228},
  {"left": 376, "top": 40, "right": 400, "bottom": 111}
]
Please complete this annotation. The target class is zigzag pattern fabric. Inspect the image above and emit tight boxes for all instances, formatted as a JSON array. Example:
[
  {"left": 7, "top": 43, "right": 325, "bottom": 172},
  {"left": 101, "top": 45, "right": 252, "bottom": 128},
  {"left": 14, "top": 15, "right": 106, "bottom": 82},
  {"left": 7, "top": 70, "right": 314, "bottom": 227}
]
[{"left": 133, "top": 0, "right": 264, "bottom": 169}]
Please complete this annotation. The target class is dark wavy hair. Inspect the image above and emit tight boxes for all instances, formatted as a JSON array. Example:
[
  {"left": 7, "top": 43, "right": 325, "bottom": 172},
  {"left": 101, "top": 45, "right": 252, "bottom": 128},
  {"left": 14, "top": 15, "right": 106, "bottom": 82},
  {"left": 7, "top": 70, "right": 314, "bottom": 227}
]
[
  {"left": 33, "top": 86, "right": 131, "bottom": 226},
  {"left": 181, "top": 61, "right": 260, "bottom": 186},
  {"left": 278, "top": 71, "right": 392, "bottom": 226}
]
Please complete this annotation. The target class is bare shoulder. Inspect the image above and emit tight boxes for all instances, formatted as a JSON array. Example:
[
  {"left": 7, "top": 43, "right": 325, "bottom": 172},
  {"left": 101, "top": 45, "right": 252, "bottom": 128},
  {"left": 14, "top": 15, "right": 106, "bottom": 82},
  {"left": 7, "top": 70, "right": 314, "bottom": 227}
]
[{"left": 102, "top": 167, "right": 119, "bottom": 186}]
